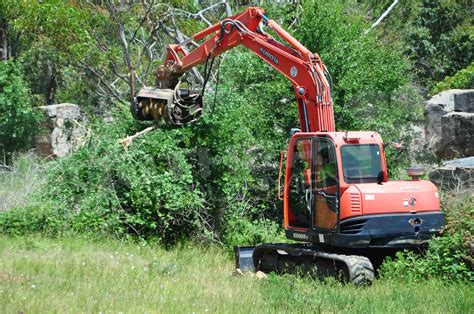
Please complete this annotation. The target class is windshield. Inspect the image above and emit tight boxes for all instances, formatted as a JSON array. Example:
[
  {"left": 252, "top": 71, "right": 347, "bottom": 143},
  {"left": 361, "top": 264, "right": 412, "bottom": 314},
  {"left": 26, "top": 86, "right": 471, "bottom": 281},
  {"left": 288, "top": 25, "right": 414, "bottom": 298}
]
[{"left": 341, "top": 144, "right": 382, "bottom": 183}]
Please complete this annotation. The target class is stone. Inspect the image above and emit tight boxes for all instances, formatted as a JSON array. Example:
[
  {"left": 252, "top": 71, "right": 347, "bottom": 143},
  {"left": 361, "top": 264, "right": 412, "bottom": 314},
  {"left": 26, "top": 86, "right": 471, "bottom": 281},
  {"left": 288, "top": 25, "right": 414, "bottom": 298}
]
[
  {"left": 424, "top": 89, "right": 474, "bottom": 159},
  {"left": 255, "top": 271, "right": 268, "bottom": 280},
  {"left": 453, "top": 90, "right": 474, "bottom": 113},
  {"left": 35, "top": 103, "right": 88, "bottom": 159},
  {"left": 439, "top": 112, "right": 474, "bottom": 158},
  {"left": 233, "top": 268, "right": 244, "bottom": 277},
  {"left": 429, "top": 157, "right": 474, "bottom": 192}
]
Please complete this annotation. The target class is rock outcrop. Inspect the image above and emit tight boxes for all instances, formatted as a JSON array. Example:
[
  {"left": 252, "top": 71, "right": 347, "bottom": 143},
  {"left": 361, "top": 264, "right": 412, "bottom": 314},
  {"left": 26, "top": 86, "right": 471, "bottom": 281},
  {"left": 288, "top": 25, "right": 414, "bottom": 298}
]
[
  {"left": 429, "top": 157, "right": 474, "bottom": 193},
  {"left": 425, "top": 89, "right": 474, "bottom": 159},
  {"left": 35, "top": 104, "right": 88, "bottom": 159}
]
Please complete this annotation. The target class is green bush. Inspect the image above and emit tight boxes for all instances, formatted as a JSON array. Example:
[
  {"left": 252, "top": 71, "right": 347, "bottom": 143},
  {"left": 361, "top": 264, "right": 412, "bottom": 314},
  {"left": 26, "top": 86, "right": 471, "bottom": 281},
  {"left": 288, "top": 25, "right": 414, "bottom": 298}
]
[
  {"left": 366, "top": 0, "right": 474, "bottom": 89},
  {"left": 32, "top": 112, "right": 206, "bottom": 244},
  {"left": 431, "top": 62, "right": 474, "bottom": 95},
  {"left": 381, "top": 194, "right": 474, "bottom": 282},
  {"left": 0, "top": 204, "right": 69, "bottom": 237},
  {"left": 0, "top": 61, "right": 39, "bottom": 158}
]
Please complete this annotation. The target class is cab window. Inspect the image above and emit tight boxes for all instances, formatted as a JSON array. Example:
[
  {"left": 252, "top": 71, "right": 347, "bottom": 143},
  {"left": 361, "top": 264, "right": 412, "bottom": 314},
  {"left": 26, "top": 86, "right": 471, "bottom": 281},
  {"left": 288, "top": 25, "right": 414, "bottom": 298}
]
[{"left": 341, "top": 144, "right": 382, "bottom": 184}]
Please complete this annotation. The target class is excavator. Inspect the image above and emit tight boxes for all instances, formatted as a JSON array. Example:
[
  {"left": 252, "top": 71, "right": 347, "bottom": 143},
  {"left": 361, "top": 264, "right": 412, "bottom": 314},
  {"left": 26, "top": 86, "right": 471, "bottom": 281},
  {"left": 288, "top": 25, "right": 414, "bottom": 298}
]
[{"left": 130, "top": 7, "right": 445, "bottom": 284}]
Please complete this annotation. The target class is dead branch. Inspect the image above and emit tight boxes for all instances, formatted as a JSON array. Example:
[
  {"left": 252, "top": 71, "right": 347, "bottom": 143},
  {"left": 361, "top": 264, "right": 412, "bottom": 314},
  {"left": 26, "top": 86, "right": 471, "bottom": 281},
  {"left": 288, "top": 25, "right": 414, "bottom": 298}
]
[
  {"left": 365, "top": 0, "right": 399, "bottom": 34},
  {"left": 119, "top": 125, "right": 157, "bottom": 150}
]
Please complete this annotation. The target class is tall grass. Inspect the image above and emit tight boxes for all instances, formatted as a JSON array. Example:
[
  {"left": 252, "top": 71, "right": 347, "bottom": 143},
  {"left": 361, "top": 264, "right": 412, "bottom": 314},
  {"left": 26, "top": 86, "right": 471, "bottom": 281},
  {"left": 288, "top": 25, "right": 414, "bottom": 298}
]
[
  {"left": 0, "top": 236, "right": 472, "bottom": 313},
  {"left": 0, "top": 153, "right": 44, "bottom": 211}
]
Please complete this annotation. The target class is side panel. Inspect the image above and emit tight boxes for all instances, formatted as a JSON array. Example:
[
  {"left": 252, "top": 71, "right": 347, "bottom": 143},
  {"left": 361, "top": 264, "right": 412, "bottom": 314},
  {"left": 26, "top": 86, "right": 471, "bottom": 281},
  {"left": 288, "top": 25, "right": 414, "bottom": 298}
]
[{"left": 356, "top": 181, "right": 440, "bottom": 215}]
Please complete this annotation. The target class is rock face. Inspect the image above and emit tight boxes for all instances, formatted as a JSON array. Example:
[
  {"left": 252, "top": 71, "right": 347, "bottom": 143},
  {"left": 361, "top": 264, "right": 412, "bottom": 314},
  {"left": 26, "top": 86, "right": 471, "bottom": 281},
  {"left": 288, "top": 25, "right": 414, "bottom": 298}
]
[
  {"left": 35, "top": 104, "right": 88, "bottom": 158},
  {"left": 429, "top": 157, "right": 474, "bottom": 192},
  {"left": 425, "top": 89, "right": 474, "bottom": 159}
]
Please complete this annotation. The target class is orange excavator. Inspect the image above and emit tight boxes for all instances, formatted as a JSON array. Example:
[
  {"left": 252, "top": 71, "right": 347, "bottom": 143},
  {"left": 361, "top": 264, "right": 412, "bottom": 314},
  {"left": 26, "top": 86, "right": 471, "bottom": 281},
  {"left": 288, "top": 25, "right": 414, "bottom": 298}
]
[{"left": 131, "top": 7, "right": 444, "bottom": 284}]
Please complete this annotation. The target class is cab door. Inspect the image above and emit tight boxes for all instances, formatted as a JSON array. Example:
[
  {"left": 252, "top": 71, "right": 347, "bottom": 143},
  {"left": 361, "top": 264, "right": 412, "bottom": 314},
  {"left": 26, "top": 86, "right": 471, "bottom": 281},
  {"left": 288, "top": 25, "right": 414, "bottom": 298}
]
[
  {"left": 313, "top": 137, "right": 339, "bottom": 230},
  {"left": 286, "top": 137, "right": 313, "bottom": 229},
  {"left": 285, "top": 136, "right": 339, "bottom": 231}
]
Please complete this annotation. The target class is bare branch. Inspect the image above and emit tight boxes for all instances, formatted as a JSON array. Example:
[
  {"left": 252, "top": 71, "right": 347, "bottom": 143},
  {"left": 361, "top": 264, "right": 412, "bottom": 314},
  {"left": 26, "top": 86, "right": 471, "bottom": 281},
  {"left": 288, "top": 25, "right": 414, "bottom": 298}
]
[
  {"left": 78, "top": 60, "right": 127, "bottom": 105},
  {"left": 173, "top": 0, "right": 230, "bottom": 21},
  {"left": 130, "top": 0, "right": 155, "bottom": 44},
  {"left": 119, "top": 125, "right": 157, "bottom": 150},
  {"left": 365, "top": 0, "right": 399, "bottom": 34}
]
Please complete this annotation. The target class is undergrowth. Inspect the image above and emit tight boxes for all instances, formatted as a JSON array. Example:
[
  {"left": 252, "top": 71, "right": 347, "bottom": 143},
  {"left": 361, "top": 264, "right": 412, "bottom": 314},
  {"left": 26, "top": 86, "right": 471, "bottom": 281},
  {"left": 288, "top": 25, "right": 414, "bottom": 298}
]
[{"left": 380, "top": 194, "right": 474, "bottom": 282}]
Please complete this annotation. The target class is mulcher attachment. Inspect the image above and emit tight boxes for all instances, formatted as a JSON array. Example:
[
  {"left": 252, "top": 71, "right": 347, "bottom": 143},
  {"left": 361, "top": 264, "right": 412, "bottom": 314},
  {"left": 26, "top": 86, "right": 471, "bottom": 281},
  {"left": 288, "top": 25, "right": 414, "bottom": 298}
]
[
  {"left": 251, "top": 243, "right": 375, "bottom": 285},
  {"left": 131, "top": 87, "right": 203, "bottom": 126}
]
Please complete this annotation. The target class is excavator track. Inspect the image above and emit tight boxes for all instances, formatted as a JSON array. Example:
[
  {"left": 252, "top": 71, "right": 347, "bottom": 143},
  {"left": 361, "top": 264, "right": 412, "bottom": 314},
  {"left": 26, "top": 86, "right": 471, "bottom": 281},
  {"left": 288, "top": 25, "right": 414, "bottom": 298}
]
[{"left": 252, "top": 243, "right": 374, "bottom": 285}]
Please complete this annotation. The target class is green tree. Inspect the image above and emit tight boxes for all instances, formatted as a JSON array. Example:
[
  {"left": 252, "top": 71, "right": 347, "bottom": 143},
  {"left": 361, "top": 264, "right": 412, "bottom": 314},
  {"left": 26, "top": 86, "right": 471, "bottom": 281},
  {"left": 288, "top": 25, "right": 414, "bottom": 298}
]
[
  {"left": 363, "top": 0, "right": 473, "bottom": 90},
  {"left": 0, "top": 61, "right": 38, "bottom": 159}
]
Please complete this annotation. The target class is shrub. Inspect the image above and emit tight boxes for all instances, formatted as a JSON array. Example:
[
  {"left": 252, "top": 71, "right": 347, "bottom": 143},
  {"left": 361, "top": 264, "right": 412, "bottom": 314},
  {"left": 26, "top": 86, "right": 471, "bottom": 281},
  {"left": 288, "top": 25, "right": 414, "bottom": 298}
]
[
  {"left": 380, "top": 194, "right": 473, "bottom": 282},
  {"left": 33, "top": 112, "right": 207, "bottom": 244},
  {"left": 430, "top": 62, "right": 474, "bottom": 95},
  {"left": 0, "top": 204, "right": 69, "bottom": 237}
]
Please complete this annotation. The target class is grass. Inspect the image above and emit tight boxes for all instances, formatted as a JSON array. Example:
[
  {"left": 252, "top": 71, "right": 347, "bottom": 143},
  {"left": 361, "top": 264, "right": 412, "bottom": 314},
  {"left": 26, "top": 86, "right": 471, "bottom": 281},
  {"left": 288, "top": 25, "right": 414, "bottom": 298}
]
[
  {"left": 0, "top": 236, "right": 472, "bottom": 313},
  {"left": 0, "top": 153, "right": 44, "bottom": 211}
]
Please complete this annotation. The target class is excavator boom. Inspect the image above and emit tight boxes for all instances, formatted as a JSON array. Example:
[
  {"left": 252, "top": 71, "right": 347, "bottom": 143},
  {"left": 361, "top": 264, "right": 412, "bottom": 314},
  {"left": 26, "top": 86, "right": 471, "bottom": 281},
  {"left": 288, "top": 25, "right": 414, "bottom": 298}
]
[{"left": 132, "top": 7, "right": 334, "bottom": 132}]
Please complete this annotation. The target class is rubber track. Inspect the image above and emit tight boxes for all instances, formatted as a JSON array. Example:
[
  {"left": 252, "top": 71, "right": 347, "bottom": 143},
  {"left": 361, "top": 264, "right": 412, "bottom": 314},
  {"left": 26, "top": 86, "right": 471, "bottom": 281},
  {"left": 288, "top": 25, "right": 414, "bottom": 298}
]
[{"left": 253, "top": 243, "right": 375, "bottom": 285}]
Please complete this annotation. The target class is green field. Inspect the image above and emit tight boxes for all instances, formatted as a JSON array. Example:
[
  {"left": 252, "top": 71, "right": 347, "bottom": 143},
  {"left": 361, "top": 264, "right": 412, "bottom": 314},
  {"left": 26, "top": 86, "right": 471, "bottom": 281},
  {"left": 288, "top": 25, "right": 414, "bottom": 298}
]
[{"left": 0, "top": 236, "right": 472, "bottom": 313}]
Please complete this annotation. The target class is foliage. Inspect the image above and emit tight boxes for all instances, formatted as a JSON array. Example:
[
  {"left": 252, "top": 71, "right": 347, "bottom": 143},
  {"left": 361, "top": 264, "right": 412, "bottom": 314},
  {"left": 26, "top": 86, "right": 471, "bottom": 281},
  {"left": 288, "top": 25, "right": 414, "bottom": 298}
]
[
  {"left": 0, "top": 0, "right": 98, "bottom": 106},
  {"left": 0, "top": 0, "right": 224, "bottom": 110},
  {"left": 381, "top": 194, "right": 474, "bottom": 282},
  {"left": 365, "top": 0, "right": 473, "bottom": 90},
  {"left": 0, "top": 204, "right": 62, "bottom": 236},
  {"left": 31, "top": 114, "right": 205, "bottom": 244},
  {"left": 431, "top": 62, "right": 474, "bottom": 95},
  {"left": 0, "top": 61, "right": 39, "bottom": 158}
]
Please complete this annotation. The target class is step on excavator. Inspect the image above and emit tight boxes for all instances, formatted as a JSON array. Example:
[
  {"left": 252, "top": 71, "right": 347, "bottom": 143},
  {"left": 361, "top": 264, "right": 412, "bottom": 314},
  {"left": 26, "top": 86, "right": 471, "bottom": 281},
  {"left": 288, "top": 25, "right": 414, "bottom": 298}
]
[{"left": 131, "top": 7, "right": 445, "bottom": 284}]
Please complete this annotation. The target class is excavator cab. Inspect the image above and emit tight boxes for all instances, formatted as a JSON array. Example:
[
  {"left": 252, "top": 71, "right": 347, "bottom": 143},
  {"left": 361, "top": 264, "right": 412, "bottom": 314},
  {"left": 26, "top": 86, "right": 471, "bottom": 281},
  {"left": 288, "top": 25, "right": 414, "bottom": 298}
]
[{"left": 282, "top": 131, "right": 444, "bottom": 249}]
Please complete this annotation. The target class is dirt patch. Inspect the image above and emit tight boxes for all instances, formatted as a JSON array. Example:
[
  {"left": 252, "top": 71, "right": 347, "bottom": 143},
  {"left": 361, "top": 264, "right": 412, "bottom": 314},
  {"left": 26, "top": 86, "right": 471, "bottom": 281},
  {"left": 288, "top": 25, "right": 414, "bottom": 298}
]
[{"left": 0, "top": 272, "right": 26, "bottom": 283}]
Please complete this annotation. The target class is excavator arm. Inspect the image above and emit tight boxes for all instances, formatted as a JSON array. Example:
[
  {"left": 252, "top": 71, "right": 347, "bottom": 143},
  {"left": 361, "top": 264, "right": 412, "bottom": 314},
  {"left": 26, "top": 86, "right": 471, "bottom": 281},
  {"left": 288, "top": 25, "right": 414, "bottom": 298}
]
[{"left": 132, "top": 7, "right": 335, "bottom": 132}]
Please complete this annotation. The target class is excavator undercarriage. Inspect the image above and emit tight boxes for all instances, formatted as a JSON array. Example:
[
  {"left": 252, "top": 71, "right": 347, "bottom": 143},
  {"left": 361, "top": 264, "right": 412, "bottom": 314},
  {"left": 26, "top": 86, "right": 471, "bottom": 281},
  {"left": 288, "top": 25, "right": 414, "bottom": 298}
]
[{"left": 240, "top": 244, "right": 375, "bottom": 285}]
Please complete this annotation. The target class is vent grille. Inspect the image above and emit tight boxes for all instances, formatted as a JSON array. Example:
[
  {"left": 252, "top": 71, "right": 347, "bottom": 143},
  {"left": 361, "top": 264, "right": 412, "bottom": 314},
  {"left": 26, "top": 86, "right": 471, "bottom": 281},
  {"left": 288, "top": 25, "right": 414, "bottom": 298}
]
[
  {"left": 340, "top": 219, "right": 367, "bottom": 234},
  {"left": 350, "top": 193, "right": 361, "bottom": 213}
]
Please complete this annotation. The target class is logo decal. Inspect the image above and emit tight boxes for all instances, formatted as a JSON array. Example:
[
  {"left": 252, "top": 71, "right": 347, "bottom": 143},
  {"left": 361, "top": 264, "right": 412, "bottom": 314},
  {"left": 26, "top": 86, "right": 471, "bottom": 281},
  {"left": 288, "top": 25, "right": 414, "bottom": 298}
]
[{"left": 259, "top": 48, "right": 279, "bottom": 65}]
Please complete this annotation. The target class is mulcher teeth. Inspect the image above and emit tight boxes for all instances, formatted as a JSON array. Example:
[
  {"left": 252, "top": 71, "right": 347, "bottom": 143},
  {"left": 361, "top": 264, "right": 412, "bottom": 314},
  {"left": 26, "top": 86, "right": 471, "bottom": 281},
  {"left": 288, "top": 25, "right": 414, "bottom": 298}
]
[{"left": 131, "top": 87, "right": 203, "bottom": 126}]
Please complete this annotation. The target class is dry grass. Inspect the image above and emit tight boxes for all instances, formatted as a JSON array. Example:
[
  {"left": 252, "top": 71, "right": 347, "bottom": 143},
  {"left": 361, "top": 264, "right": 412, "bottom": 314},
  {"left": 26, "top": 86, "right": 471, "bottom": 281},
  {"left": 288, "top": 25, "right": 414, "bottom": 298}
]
[{"left": 0, "top": 153, "right": 44, "bottom": 211}]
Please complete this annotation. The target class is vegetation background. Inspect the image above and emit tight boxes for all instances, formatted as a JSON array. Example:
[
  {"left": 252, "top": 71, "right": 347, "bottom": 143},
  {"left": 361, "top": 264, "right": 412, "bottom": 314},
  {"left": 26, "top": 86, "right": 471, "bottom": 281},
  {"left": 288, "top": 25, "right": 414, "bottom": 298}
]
[{"left": 0, "top": 0, "right": 472, "bottom": 311}]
